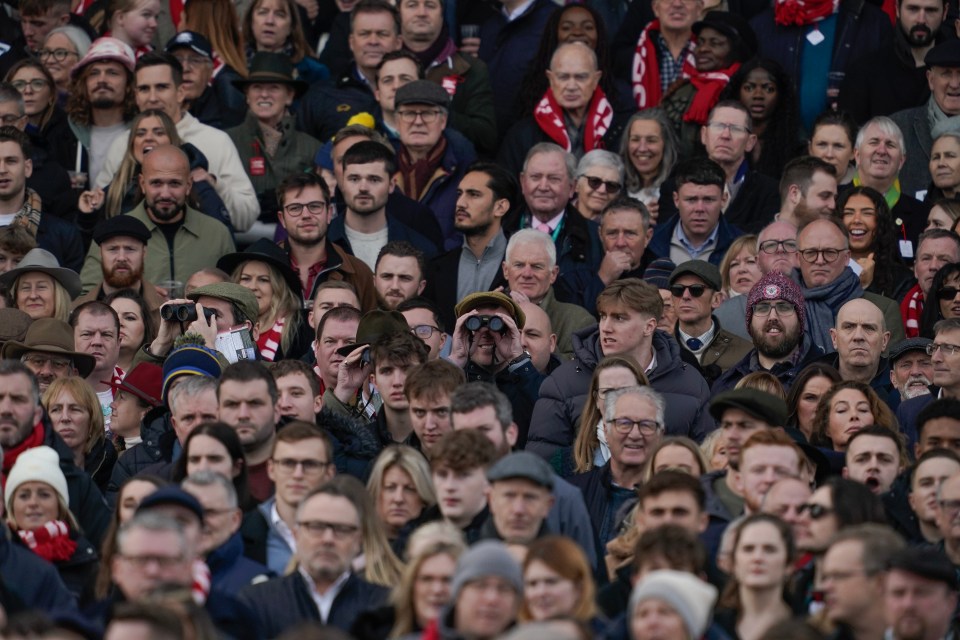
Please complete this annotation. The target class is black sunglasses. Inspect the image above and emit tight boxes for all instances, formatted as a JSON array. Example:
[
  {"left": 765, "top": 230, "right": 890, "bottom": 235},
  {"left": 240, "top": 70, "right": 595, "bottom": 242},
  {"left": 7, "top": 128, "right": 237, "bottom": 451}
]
[
  {"left": 583, "top": 175, "right": 622, "bottom": 194},
  {"left": 670, "top": 284, "right": 708, "bottom": 298},
  {"left": 798, "top": 503, "right": 834, "bottom": 520},
  {"left": 937, "top": 286, "right": 960, "bottom": 301}
]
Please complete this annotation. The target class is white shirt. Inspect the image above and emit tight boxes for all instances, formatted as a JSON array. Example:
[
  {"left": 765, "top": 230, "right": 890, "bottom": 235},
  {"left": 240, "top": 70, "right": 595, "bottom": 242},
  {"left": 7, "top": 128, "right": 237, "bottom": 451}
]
[
  {"left": 270, "top": 502, "right": 297, "bottom": 553},
  {"left": 503, "top": 0, "right": 535, "bottom": 20},
  {"left": 300, "top": 568, "right": 351, "bottom": 622}
]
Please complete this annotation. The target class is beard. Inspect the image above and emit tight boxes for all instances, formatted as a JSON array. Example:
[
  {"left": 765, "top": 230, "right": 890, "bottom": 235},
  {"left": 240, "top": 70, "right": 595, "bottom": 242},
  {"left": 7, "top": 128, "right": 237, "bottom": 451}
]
[
  {"left": 793, "top": 200, "right": 832, "bottom": 226},
  {"left": 104, "top": 261, "right": 143, "bottom": 289},
  {"left": 903, "top": 23, "right": 936, "bottom": 47},
  {"left": 146, "top": 198, "right": 186, "bottom": 222},
  {"left": 455, "top": 218, "right": 492, "bottom": 237},
  {"left": 901, "top": 375, "right": 933, "bottom": 399},
  {"left": 893, "top": 614, "right": 927, "bottom": 640},
  {"left": 752, "top": 318, "right": 801, "bottom": 358}
]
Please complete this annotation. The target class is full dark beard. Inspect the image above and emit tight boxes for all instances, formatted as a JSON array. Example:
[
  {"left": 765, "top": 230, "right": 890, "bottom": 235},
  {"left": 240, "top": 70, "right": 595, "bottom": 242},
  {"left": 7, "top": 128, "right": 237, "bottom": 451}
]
[
  {"left": 146, "top": 200, "right": 186, "bottom": 222},
  {"left": 904, "top": 24, "right": 936, "bottom": 47},
  {"left": 754, "top": 319, "right": 801, "bottom": 358},
  {"left": 91, "top": 97, "right": 119, "bottom": 109},
  {"left": 455, "top": 220, "right": 492, "bottom": 237}
]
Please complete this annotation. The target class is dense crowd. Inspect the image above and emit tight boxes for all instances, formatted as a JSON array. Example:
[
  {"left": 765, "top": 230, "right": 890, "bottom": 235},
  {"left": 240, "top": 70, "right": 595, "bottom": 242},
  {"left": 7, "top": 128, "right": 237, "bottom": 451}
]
[{"left": 0, "top": 0, "right": 957, "bottom": 638}]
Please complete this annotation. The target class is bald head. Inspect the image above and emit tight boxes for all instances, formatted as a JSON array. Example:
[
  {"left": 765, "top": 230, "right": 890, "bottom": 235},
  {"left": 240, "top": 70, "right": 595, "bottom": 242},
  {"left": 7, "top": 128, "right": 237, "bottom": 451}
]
[
  {"left": 757, "top": 220, "right": 799, "bottom": 275},
  {"left": 518, "top": 300, "right": 556, "bottom": 374},
  {"left": 550, "top": 41, "right": 598, "bottom": 71},
  {"left": 141, "top": 144, "right": 190, "bottom": 176},
  {"left": 547, "top": 42, "right": 601, "bottom": 114},
  {"left": 831, "top": 298, "right": 890, "bottom": 381},
  {"left": 139, "top": 144, "right": 192, "bottom": 224}
]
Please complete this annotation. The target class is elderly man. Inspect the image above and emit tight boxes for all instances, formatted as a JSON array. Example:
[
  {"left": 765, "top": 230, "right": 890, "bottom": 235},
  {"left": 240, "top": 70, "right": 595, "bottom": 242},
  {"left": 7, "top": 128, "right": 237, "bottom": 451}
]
[
  {"left": 424, "top": 161, "right": 514, "bottom": 331},
  {"left": 80, "top": 145, "right": 235, "bottom": 291},
  {"left": 713, "top": 271, "right": 819, "bottom": 393},
  {"left": 164, "top": 31, "right": 245, "bottom": 129},
  {"left": 2, "top": 319, "right": 95, "bottom": 393},
  {"left": 902, "top": 228, "right": 960, "bottom": 337},
  {"left": 892, "top": 39, "right": 960, "bottom": 198},
  {"left": 393, "top": 80, "right": 477, "bottom": 248},
  {"left": 398, "top": 0, "right": 496, "bottom": 155},
  {"left": 777, "top": 156, "right": 839, "bottom": 228},
  {"left": 898, "top": 321, "right": 960, "bottom": 448},
  {"left": 502, "top": 229, "right": 594, "bottom": 360},
  {"left": 649, "top": 157, "right": 740, "bottom": 266},
  {"left": 889, "top": 337, "right": 935, "bottom": 401},
  {"left": 498, "top": 42, "right": 623, "bottom": 176},
  {"left": 796, "top": 217, "right": 905, "bottom": 351},
  {"left": 482, "top": 451, "right": 556, "bottom": 545}
]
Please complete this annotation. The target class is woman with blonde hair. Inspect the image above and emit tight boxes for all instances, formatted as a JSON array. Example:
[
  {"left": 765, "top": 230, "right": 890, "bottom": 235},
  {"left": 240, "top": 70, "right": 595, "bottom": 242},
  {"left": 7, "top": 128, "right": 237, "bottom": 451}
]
[
  {"left": 387, "top": 537, "right": 466, "bottom": 638},
  {"left": 735, "top": 371, "right": 786, "bottom": 400},
  {"left": 643, "top": 437, "right": 709, "bottom": 482},
  {"left": 521, "top": 535, "right": 603, "bottom": 632},
  {"left": 367, "top": 445, "right": 436, "bottom": 545},
  {"left": 105, "top": 0, "right": 161, "bottom": 55},
  {"left": 42, "top": 377, "right": 116, "bottom": 491},
  {"left": 0, "top": 248, "right": 80, "bottom": 321},
  {"left": 720, "top": 234, "right": 761, "bottom": 298},
  {"left": 572, "top": 355, "right": 648, "bottom": 474}
]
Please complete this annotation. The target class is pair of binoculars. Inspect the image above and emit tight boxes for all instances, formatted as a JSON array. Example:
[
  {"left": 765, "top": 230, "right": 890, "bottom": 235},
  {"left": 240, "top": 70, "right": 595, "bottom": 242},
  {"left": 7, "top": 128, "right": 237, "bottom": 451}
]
[
  {"left": 161, "top": 304, "right": 217, "bottom": 323},
  {"left": 464, "top": 314, "right": 507, "bottom": 335}
]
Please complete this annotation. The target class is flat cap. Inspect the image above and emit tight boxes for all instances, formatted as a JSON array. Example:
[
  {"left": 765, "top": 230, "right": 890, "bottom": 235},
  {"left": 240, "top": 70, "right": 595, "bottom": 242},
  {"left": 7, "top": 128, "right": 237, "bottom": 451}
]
[
  {"left": 92, "top": 215, "right": 151, "bottom": 245},
  {"left": 888, "top": 337, "right": 933, "bottom": 363},
  {"left": 486, "top": 451, "right": 554, "bottom": 489},
  {"left": 887, "top": 547, "right": 959, "bottom": 590},
  {"left": 455, "top": 291, "right": 525, "bottom": 329},
  {"left": 188, "top": 283, "right": 260, "bottom": 327},
  {"left": 709, "top": 389, "right": 787, "bottom": 427},
  {"left": 395, "top": 79, "right": 451, "bottom": 109},
  {"left": 670, "top": 260, "right": 722, "bottom": 291},
  {"left": 926, "top": 39, "right": 960, "bottom": 68}
]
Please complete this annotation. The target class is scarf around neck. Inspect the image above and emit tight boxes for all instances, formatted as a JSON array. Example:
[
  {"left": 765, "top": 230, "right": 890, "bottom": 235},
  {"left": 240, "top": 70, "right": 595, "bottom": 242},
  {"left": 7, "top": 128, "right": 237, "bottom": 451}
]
[
  {"left": 798, "top": 266, "right": 862, "bottom": 352},
  {"left": 257, "top": 316, "right": 285, "bottom": 362},
  {"left": 534, "top": 86, "right": 613, "bottom": 153},
  {"left": 3, "top": 421, "right": 45, "bottom": 475},
  {"left": 17, "top": 520, "right": 76, "bottom": 563},
  {"left": 684, "top": 62, "right": 741, "bottom": 124},
  {"left": 774, "top": 0, "right": 839, "bottom": 26},
  {"left": 632, "top": 20, "right": 696, "bottom": 109},
  {"left": 397, "top": 137, "right": 448, "bottom": 201}
]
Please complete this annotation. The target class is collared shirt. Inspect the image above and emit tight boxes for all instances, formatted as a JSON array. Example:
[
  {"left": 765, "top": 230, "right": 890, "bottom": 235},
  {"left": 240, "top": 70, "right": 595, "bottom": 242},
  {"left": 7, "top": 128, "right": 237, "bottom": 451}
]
[
  {"left": 645, "top": 350, "right": 658, "bottom": 376},
  {"left": 655, "top": 33, "right": 695, "bottom": 92},
  {"left": 530, "top": 210, "right": 565, "bottom": 234},
  {"left": 679, "top": 322, "right": 717, "bottom": 362},
  {"left": 300, "top": 568, "right": 351, "bottom": 623},
  {"left": 289, "top": 254, "right": 327, "bottom": 302},
  {"left": 458, "top": 229, "right": 507, "bottom": 302},
  {"left": 670, "top": 221, "right": 720, "bottom": 264},
  {"left": 270, "top": 502, "right": 297, "bottom": 554},
  {"left": 503, "top": 0, "right": 535, "bottom": 21}
]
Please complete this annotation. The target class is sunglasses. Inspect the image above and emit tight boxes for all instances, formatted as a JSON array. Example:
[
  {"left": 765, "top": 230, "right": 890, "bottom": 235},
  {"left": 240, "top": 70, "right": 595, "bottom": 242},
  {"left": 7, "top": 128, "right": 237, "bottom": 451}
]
[
  {"left": 937, "top": 286, "right": 960, "bottom": 301},
  {"left": 798, "top": 503, "right": 834, "bottom": 520},
  {"left": 582, "top": 175, "right": 622, "bottom": 194},
  {"left": 670, "top": 284, "right": 708, "bottom": 298}
]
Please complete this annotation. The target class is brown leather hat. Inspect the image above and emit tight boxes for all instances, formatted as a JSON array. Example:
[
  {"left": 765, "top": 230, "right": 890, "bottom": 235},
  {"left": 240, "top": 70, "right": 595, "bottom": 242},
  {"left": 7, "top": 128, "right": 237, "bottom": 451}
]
[{"left": 2, "top": 318, "right": 96, "bottom": 378}]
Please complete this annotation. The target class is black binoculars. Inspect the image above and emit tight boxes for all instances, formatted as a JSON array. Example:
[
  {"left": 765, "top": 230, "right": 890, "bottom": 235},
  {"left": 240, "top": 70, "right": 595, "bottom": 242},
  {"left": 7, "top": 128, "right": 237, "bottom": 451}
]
[
  {"left": 464, "top": 314, "right": 507, "bottom": 334},
  {"left": 161, "top": 303, "right": 217, "bottom": 323}
]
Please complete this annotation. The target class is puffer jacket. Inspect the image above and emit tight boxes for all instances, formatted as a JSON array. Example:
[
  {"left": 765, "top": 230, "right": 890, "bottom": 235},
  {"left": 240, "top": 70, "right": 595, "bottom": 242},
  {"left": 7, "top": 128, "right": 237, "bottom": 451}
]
[
  {"left": 527, "top": 326, "right": 715, "bottom": 461},
  {"left": 106, "top": 405, "right": 176, "bottom": 505}
]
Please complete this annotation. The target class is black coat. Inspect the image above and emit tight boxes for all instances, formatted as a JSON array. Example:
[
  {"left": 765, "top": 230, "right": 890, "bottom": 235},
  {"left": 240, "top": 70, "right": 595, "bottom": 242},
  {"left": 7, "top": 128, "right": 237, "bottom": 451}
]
[
  {"left": 657, "top": 168, "right": 780, "bottom": 235},
  {"left": 424, "top": 245, "right": 507, "bottom": 335},
  {"left": 106, "top": 406, "right": 176, "bottom": 505},
  {"left": 37, "top": 208, "right": 85, "bottom": 272},
  {"left": 0, "top": 528, "right": 77, "bottom": 615},
  {"left": 296, "top": 70, "right": 378, "bottom": 143}
]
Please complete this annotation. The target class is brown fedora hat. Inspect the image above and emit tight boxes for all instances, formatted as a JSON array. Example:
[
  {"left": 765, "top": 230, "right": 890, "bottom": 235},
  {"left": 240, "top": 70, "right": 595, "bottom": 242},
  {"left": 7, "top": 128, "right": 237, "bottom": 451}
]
[{"left": 2, "top": 318, "right": 96, "bottom": 378}]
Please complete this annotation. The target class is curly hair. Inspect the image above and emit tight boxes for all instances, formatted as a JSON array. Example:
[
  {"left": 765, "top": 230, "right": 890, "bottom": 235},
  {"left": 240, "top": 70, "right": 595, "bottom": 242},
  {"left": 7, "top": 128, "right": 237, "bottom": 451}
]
[
  {"left": 810, "top": 380, "right": 900, "bottom": 451},
  {"left": 66, "top": 60, "right": 137, "bottom": 128},
  {"left": 833, "top": 185, "right": 906, "bottom": 298}
]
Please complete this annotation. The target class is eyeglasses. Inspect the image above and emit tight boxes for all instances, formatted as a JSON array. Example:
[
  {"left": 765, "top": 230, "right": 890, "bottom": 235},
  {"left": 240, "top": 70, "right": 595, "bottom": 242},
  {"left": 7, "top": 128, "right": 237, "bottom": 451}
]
[
  {"left": 272, "top": 458, "right": 331, "bottom": 474},
  {"left": 937, "top": 286, "right": 960, "bottom": 301},
  {"left": 798, "top": 503, "right": 834, "bottom": 520},
  {"left": 0, "top": 114, "right": 24, "bottom": 125},
  {"left": 411, "top": 324, "right": 440, "bottom": 340},
  {"left": 706, "top": 121, "right": 751, "bottom": 136},
  {"left": 173, "top": 54, "right": 210, "bottom": 68},
  {"left": 799, "top": 248, "right": 845, "bottom": 263},
  {"left": 11, "top": 79, "right": 48, "bottom": 92},
  {"left": 396, "top": 109, "right": 442, "bottom": 124},
  {"left": 38, "top": 48, "right": 77, "bottom": 62},
  {"left": 283, "top": 201, "right": 328, "bottom": 217},
  {"left": 758, "top": 239, "right": 798, "bottom": 254},
  {"left": 670, "top": 284, "right": 708, "bottom": 298},
  {"left": 752, "top": 301, "right": 796, "bottom": 316},
  {"left": 608, "top": 417, "right": 662, "bottom": 435},
  {"left": 119, "top": 553, "right": 186, "bottom": 569},
  {"left": 927, "top": 342, "right": 960, "bottom": 357},
  {"left": 582, "top": 175, "right": 622, "bottom": 194},
  {"left": 22, "top": 354, "right": 72, "bottom": 371},
  {"left": 297, "top": 519, "right": 360, "bottom": 539}
]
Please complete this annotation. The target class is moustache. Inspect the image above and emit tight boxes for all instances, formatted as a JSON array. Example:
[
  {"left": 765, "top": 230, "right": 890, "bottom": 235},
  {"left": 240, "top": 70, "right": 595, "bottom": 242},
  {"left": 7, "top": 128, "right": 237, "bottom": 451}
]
[{"left": 763, "top": 319, "right": 785, "bottom": 332}]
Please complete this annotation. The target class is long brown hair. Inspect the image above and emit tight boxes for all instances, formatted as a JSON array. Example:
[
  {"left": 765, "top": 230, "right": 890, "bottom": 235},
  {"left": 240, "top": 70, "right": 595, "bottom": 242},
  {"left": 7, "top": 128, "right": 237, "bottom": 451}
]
[
  {"left": 181, "top": 0, "right": 249, "bottom": 76},
  {"left": 66, "top": 61, "right": 137, "bottom": 128},
  {"left": 519, "top": 535, "right": 597, "bottom": 622},
  {"left": 242, "top": 0, "right": 312, "bottom": 63}
]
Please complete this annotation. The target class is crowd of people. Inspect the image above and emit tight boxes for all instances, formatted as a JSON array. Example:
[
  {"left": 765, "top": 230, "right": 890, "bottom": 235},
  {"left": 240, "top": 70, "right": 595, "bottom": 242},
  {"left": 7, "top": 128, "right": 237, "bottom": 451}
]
[{"left": 0, "top": 0, "right": 957, "bottom": 638}]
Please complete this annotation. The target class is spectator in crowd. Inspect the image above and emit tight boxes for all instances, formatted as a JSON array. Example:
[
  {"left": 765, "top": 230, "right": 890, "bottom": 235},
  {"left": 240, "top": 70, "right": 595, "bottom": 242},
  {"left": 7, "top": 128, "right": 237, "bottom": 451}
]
[
  {"left": 106, "top": 361, "right": 162, "bottom": 449},
  {"left": 572, "top": 151, "right": 624, "bottom": 223},
  {"left": 42, "top": 375, "right": 115, "bottom": 491},
  {"left": 367, "top": 445, "right": 435, "bottom": 547},
  {"left": 374, "top": 241, "right": 426, "bottom": 311},
  {"left": 42, "top": 26, "right": 90, "bottom": 102},
  {"left": 398, "top": 297, "right": 448, "bottom": 361},
  {"left": 888, "top": 337, "right": 935, "bottom": 401},
  {"left": 166, "top": 31, "right": 245, "bottom": 130},
  {"left": 2, "top": 318, "right": 95, "bottom": 392},
  {"left": 481, "top": 451, "right": 555, "bottom": 545},
  {"left": 884, "top": 547, "right": 960, "bottom": 640},
  {"left": 404, "top": 358, "right": 465, "bottom": 455},
  {"left": 428, "top": 429, "right": 497, "bottom": 542},
  {"left": 313, "top": 305, "right": 362, "bottom": 398},
  {"left": 810, "top": 380, "right": 898, "bottom": 454},
  {"left": 624, "top": 0, "right": 699, "bottom": 110},
  {"left": 924, "top": 132, "right": 960, "bottom": 205},
  {"left": 70, "top": 301, "right": 121, "bottom": 426},
  {"left": 620, "top": 109, "right": 679, "bottom": 222},
  {"left": 170, "top": 421, "right": 252, "bottom": 510},
  {"left": 901, "top": 228, "right": 960, "bottom": 337},
  {"left": 822, "top": 298, "right": 898, "bottom": 407},
  {"left": 773, "top": 156, "right": 838, "bottom": 232},
  {"left": 718, "top": 234, "right": 761, "bottom": 300},
  {"left": 842, "top": 425, "right": 907, "bottom": 494},
  {"left": 808, "top": 111, "right": 859, "bottom": 187},
  {"left": 517, "top": 301, "right": 559, "bottom": 375},
  {"left": 270, "top": 359, "right": 322, "bottom": 423},
  {"left": 242, "top": 0, "right": 328, "bottom": 85},
  {"left": 898, "top": 322, "right": 960, "bottom": 444},
  {"left": 520, "top": 535, "right": 600, "bottom": 631},
  {"left": 0, "top": 248, "right": 78, "bottom": 323},
  {"left": 629, "top": 569, "right": 718, "bottom": 640},
  {"left": 907, "top": 449, "right": 960, "bottom": 543}
]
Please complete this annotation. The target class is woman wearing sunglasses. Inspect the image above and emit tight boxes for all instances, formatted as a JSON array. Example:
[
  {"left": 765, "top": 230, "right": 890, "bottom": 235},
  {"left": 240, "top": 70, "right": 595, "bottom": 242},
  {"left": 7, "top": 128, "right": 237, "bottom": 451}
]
[
  {"left": 573, "top": 150, "right": 624, "bottom": 222},
  {"left": 919, "top": 262, "right": 960, "bottom": 339}
]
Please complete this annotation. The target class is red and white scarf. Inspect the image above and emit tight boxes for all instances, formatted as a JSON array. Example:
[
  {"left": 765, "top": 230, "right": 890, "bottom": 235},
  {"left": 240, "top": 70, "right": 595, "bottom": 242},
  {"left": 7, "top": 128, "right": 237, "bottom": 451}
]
[
  {"left": 18, "top": 521, "right": 77, "bottom": 563},
  {"left": 901, "top": 283, "right": 923, "bottom": 338},
  {"left": 632, "top": 20, "right": 696, "bottom": 109},
  {"left": 534, "top": 86, "right": 613, "bottom": 153},
  {"left": 684, "top": 63, "right": 741, "bottom": 125},
  {"left": 774, "top": 0, "right": 839, "bottom": 26},
  {"left": 257, "top": 317, "right": 285, "bottom": 362}
]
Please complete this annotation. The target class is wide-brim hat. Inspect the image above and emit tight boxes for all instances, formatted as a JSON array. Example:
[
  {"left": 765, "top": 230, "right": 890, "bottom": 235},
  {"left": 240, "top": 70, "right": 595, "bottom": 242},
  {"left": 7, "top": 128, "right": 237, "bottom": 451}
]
[
  {"left": 1, "top": 318, "right": 96, "bottom": 378},
  {"left": 72, "top": 36, "right": 135, "bottom": 80},
  {"left": 0, "top": 248, "right": 81, "bottom": 299},
  {"left": 216, "top": 238, "right": 302, "bottom": 299},
  {"left": 232, "top": 52, "right": 308, "bottom": 97},
  {"left": 454, "top": 291, "right": 526, "bottom": 329},
  {"left": 106, "top": 362, "right": 163, "bottom": 407},
  {"left": 336, "top": 309, "right": 410, "bottom": 356}
]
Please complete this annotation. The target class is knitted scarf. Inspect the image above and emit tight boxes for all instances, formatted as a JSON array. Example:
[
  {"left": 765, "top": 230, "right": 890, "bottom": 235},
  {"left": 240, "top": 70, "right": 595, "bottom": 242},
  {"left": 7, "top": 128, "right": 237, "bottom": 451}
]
[
  {"left": 774, "top": 0, "right": 839, "bottom": 25},
  {"left": 798, "top": 267, "right": 863, "bottom": 352},
  {"left": 12, "top": 189, "right": 42, "bottom": 239},
  {"left": 901, "top": 283, "right": 923, "bottom": 338},
  {"left": 18, "top": 521, "right": 77, "bottom": 563},
  {"left": 684, "top": 63, "right": 741, "bottom": 125},
  {"left": 2, "top": 421, "right": 45, "bottom": 475},
  {"left": 631, "top": 20, "right": 696, "bottom": 108},
  {"left": 533, "top": 86, "right": 613, "bottom": 153},
  {"left": 407, "top": 25, "right": 456, "bottom": 71},
  {"left": 257, "top": 316, "right": 285, "bottom": 362},
  {"left": 397, "top": 137, "right": 448, "bottom": 201}
]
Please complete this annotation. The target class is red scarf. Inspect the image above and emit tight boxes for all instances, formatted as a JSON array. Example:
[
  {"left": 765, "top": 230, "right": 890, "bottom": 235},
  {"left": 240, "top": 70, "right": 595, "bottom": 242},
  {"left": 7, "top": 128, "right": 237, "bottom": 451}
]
[
  {"left": 257, "top": 317, "right": 285, "bottom": 362},
  {"left": 17, "top": 521, "right": 77, "bottom": 563},
  {"left": 3, "top": 422, "right": 45, "bottom": 475},
  {"left": 533, "top": 86, "right": 613, "bottom": 153},
  {"left": 901, "top": 283, "right": 923, "bottom": 338},
  {"left": 632, "top": 20, "right": 696, "bottom": 108},
  {"left": 683, "top": 63, "right": 741, "bottom": 125},
  {"left": 774, "top": 0, "right": 839, "bottom": 26}
]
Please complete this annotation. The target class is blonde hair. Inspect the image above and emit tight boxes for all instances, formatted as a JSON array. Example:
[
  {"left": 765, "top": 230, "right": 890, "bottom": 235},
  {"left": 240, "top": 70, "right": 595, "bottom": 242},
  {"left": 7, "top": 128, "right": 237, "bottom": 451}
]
[
  {"left": 642, "top": 436, "right": 709, "bottom": 483},
  {"left": 700, "top": 429, "right": 728, "bottom": 472},
  {"left": 367, "top": 445, "right": 437, "bottom": 517},
  {"left": 719, "top": 234, "right": 759, "bottom": 297},
  {"left": 735, "top": 371, "right": 786, "bottom": 400},
  {"left": 42, "top": 376, "right": 105, "bottom": 456},
  {"left": 230, "top": 260, "right": 301, "bottom": 355},
  {"left": 389, "top": 539, "right": 466, "bottom": 637},
  {"left": 6, "top": 485, "right": 78, "bottom": 531},
  {"left": 106, "top": 109, "right": 181, "bottom": 219},
  {"left": 13, "top": 273, "right": 72, "bottom": 321}
]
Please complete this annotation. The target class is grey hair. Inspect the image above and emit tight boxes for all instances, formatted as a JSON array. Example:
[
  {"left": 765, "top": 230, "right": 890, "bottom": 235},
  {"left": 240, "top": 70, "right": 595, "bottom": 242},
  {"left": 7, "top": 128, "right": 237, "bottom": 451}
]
[
  {"left": 603, "top": 385, "right": 666, "bottom": 426},
  {"left": 450, "top": 382, "right": 513, "bottom": 428},
  {"left": 576, "top": 149, "right": 625, "bottom": 182},
  {"left": 182, "top": 470, "right": 238, "bottom": 509},
  {"left": 523, "top": 142, "right": 577, "bottom": 181},
  {"left": 168, "top": 375, "right": 218, "bottom": 415},
  {"left": 117, "top": 512, "right": 190, "bottom": 559},
  {"left": 45, "top": 25, "right": 92, "bottom": 58},
  {"left": 855, "top": 116, "right": 905, "bottom": 154},
  {"left": 505, "top": 228, "right": 557, "bottom": 269},
  {"left": 619, "top": 108, "right": 678, "bottom": 193}
]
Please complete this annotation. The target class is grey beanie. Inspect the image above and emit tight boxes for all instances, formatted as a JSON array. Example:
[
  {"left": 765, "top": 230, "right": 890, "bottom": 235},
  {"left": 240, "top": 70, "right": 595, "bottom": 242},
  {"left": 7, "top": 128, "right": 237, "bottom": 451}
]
[
  {"left": 451, "top": 540, "right": 523, "bottom": 600},
  {"left": 629, "top": 570, "right": 718, "bottom": 638}
]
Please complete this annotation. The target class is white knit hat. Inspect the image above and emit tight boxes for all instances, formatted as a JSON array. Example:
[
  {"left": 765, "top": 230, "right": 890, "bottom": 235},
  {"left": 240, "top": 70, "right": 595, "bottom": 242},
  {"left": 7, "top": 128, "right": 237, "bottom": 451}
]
[
  {"left": 4, "top": 446, "right": 69, "bottom": 514},
  {"left": 629, "top": 570, "right": 718, "bottom": 639}
]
